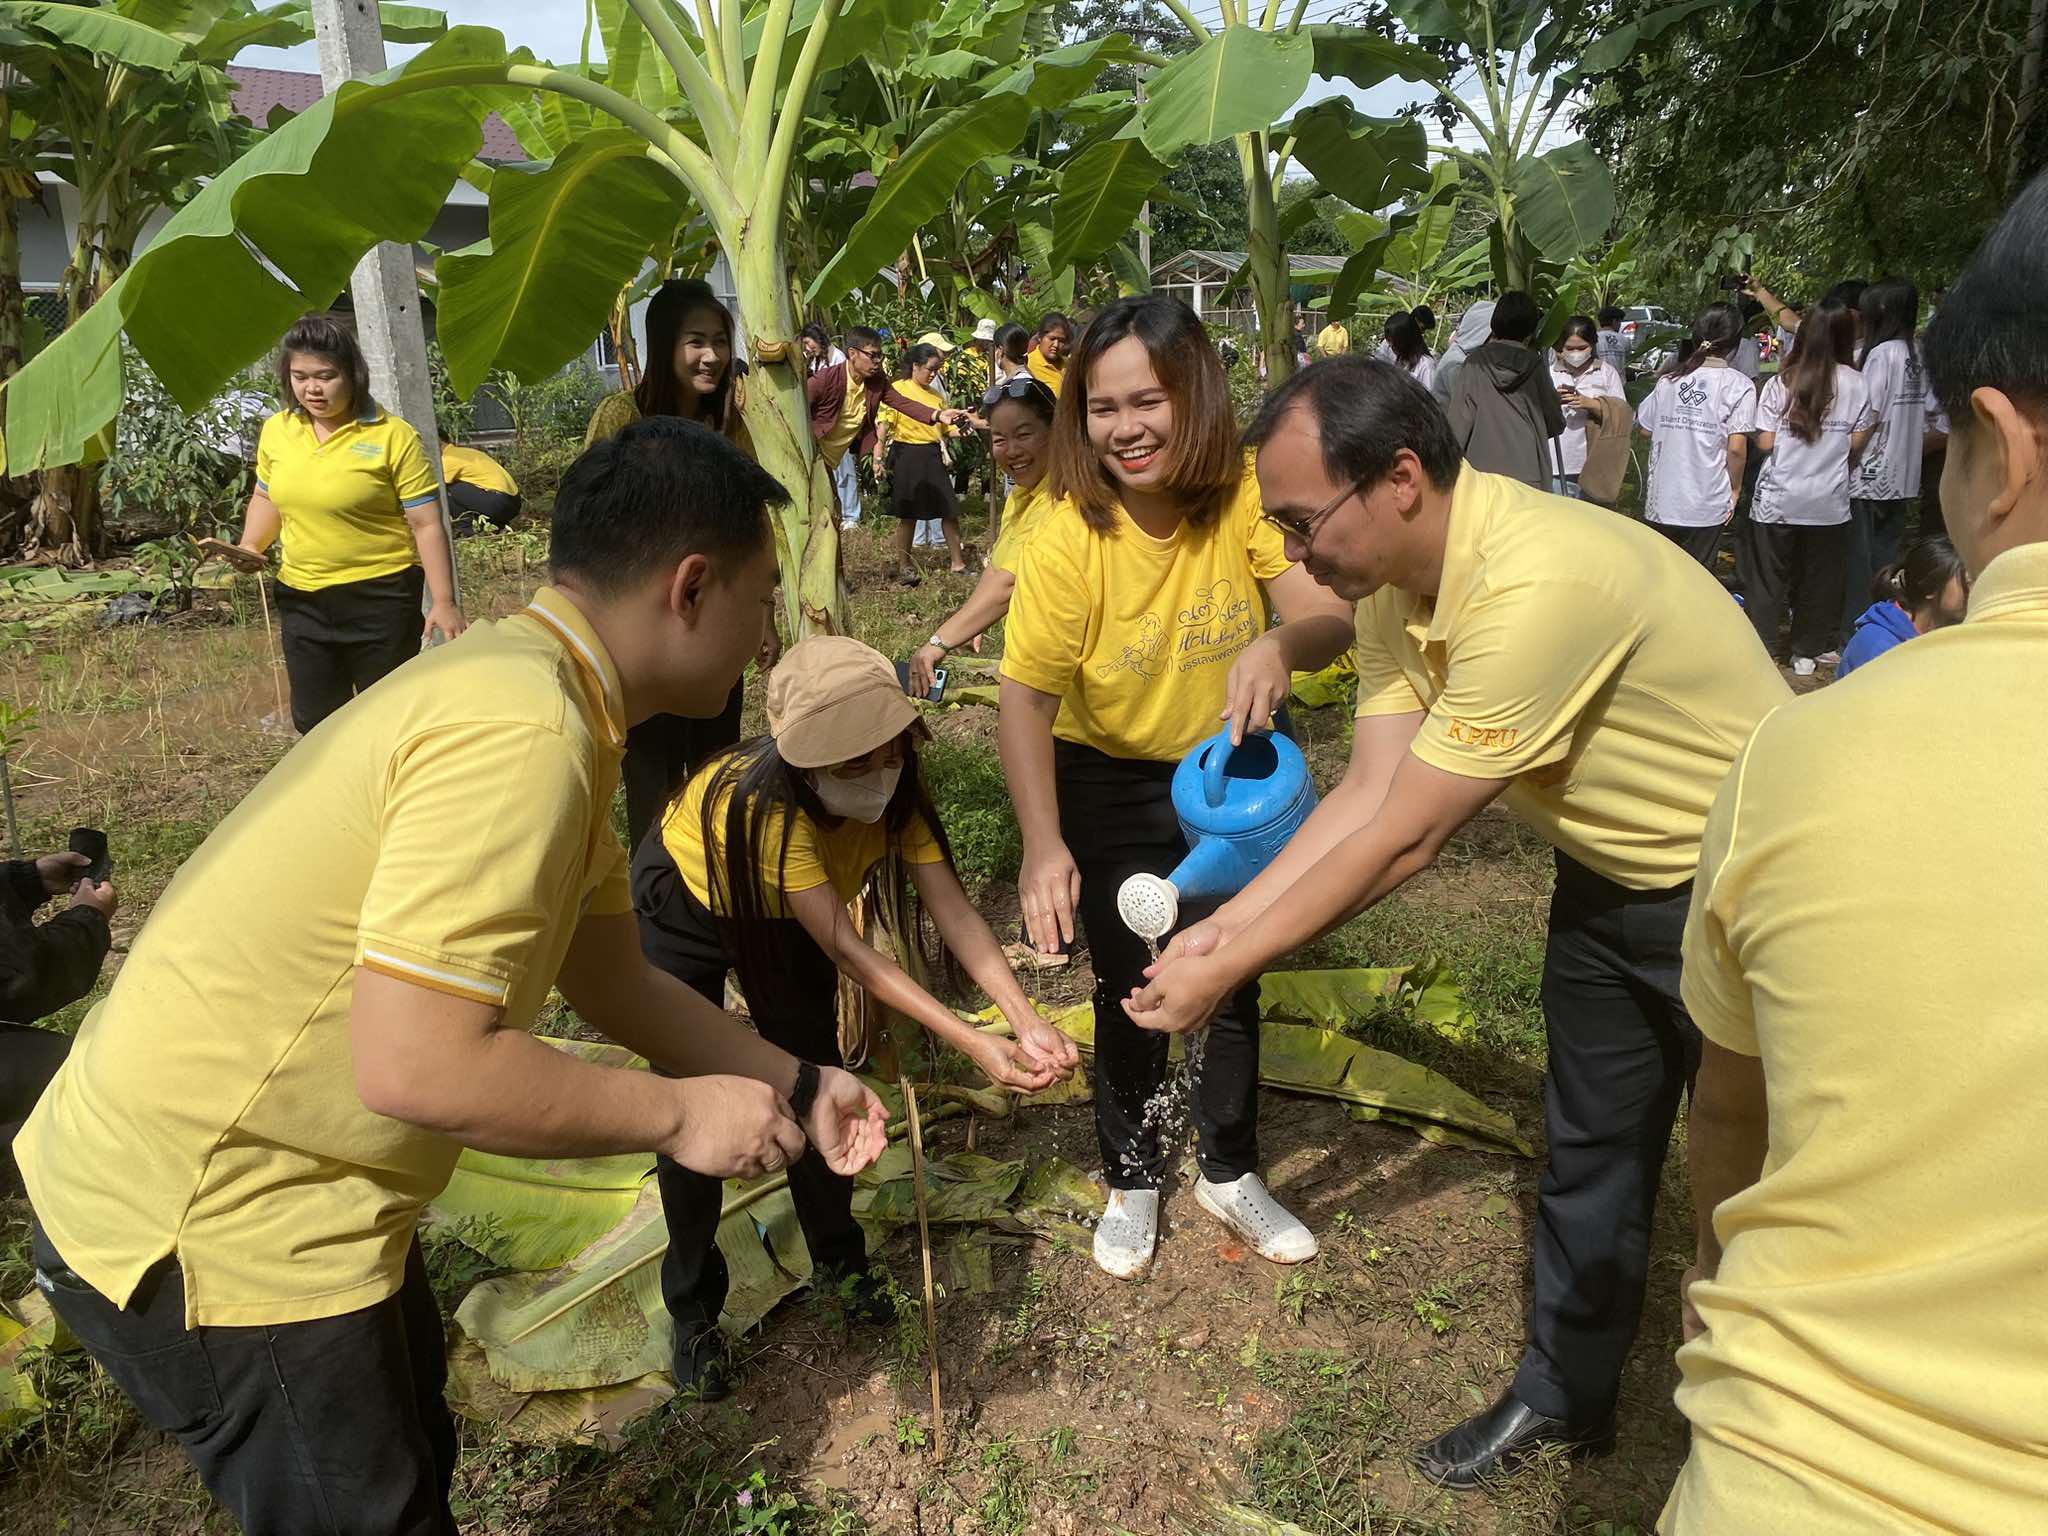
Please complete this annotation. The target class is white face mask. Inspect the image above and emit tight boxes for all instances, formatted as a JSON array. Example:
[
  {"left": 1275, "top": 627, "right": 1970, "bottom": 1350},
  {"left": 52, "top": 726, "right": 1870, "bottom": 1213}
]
[
  {"left": 1561, "top": 347, "right": 1593, "bottom": 369},
  {"left": 812, "top": 761, "right": 902, "bottom": 823}
]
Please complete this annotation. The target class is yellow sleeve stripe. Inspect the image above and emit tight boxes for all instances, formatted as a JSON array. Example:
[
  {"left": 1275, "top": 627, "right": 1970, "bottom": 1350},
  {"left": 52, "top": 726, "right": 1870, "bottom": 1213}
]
[{"left": 359, "top": 949, "right": 510, "bottom": 1006}]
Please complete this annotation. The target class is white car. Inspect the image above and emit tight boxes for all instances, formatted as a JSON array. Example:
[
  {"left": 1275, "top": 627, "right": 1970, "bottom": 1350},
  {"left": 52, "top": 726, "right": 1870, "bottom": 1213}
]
[{"left": 1621, "top": 305, "right": 1682, "bottom": 373}]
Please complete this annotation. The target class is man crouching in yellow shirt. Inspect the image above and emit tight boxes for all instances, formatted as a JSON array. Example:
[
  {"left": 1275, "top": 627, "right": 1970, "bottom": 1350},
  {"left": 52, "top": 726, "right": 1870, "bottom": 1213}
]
[
  {"left": 1666, "top": 174, "right": 2048, "bottom": 1535},
  {"left": 16, "top": 417, "right": 888, "bottom": 1536},
  {"left": 1126, "top": 357, "right": 1789, "bottom": 1487}
]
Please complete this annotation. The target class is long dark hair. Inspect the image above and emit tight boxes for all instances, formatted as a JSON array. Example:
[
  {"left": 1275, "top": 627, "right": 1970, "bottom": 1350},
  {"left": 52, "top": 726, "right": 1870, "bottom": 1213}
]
[
  {"left": 1556, "top": 315, "right": 1599, "bottom": 357},
  {"left": 635, "top": 278, "right": 739, "bottom": 438},
  {"left": 1048, "top": 295, "right": 1238, "bottom": 532},
  {"left": 277, "top": 313, "right": 372, "bottom": 419},
  {"left": 1779, "top": 298, "right": 1858, "bottom": 444},
  {"left": 1859, "top": 277, "right": 1918, "bottom": 357},
  {"left": 1872, "top": 535, "right": 1966, "bottom": 609},
  {"left": 1384, "top": 310, "right": 1427, "bottom": 367},
  {"left": 995, "top": 322, "right": 1031, "bottom": 367},
  {"left": 698, "top": 732, "right": 961, "bottom": 1015},
  {"left": 1668, "top": 301, "right": 1746, "bottom": 379}
]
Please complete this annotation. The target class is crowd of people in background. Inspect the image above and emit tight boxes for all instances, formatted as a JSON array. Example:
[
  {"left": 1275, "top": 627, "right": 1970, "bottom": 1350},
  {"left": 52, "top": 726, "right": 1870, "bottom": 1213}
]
[{"left": 6, "top": 156, "right": 2042, "bottom": 1536}]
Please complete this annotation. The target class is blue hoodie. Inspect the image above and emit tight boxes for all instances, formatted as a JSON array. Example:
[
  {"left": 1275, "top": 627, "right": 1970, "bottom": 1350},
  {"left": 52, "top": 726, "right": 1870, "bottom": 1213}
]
[{"left": 1837, "top": 602, "right": 1918, "bottom": 678}]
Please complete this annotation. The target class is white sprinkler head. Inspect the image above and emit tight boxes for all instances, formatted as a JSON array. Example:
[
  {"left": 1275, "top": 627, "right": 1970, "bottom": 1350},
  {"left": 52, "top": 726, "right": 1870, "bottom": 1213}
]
[{"left": 1117, "top": 873, "right": 1180, "bottom": 943}]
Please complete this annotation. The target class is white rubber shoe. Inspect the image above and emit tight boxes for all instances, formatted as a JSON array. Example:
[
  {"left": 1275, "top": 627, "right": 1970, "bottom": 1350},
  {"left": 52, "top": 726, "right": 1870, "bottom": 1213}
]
[
  {"left": 1093, "top": 1188, "right": 1160, "bottom": 1280},
  {"left": 1194, "top": 1173, "right": 1319, "bottom": 1264}
]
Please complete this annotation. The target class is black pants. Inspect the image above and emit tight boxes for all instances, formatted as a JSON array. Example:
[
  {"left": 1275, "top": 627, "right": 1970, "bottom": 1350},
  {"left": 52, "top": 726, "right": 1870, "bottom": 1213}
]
[
  {"left": 620, "top": 682, "right": 745, "bottom": 853},
  {"left": 1055, "top": 740, "right": 1261, "bottom": 1191},
  {"left": 30, "top": 1224, "right": 456, "bottom": 1536},
  {"left": 274, "top": 565, "right": 424, "bottom": 735},
  {"left": 630, "top": 834, "right": 865, "bottom": 1350},
  {"left": 1739, "top": 519, "right": 1849, "bottom": 660},
  {"left": 1648, "top": 520, "right": 1723, "bottom": 570},
  {"left": 444, "top": 483, "right": 522, "bottom": 535},
  {"left": 2, "top": 1021, "right": 71, "bottom": 1194},
  {"left": 1511, "top": 853, "right": 1701, "bottom": 1425},
  {"left": 1842, "top": 496, "right": 1914, "bottom": 633}
]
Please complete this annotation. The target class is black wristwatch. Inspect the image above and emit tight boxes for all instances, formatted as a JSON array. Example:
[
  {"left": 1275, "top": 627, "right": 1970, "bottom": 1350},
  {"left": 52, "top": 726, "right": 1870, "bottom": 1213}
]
[{"left": 788, "top": 1059, "right": 821, "bottom": 1120}]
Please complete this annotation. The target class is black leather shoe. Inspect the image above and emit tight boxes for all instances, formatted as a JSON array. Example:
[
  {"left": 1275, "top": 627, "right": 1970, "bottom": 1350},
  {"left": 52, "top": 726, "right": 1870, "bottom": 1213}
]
[
  {"left": 1413, "top": 1389, "right": 1615, "bottom": 1489},
  {"left": 670, "top": 1325, "right": 734, "bottom": 1403}
]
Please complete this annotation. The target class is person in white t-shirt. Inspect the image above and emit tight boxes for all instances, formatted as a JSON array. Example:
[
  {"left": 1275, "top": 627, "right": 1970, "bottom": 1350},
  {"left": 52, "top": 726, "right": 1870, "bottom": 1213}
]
[
  {"left": 1844, "top": 278, "right": 1928, "bottom": 631},
  {"left": 1635, "top": 303, "right": 1759, "bottom": 568},
  {"left": 1739, "top": 299, "right": 1877, "bottom": 674},
  {"left": 1596, "top": 305, "right": 1628, "bottom": 377},
  {"left": 1382, "top": 309, "right": 1437, "bottom": 395},
  {"left": 1549, "top": 316, "right": 1626, "bottom": 499}
]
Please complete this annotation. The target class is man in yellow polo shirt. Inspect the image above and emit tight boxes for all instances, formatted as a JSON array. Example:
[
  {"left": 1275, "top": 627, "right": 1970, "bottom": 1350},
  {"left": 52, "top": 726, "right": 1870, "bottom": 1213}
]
[
  {"left": 18, "top": 418, "right": 888, "bottom": 1536},
  {"left": 1663, "top": 172, "right": 2048, "bottom": 1536},
  {"left": 1127, "top": 355, "right": 1789, "bottom": 1485},
  {"left": 438, "top": 431, "right": 523, "bottom": 534}
]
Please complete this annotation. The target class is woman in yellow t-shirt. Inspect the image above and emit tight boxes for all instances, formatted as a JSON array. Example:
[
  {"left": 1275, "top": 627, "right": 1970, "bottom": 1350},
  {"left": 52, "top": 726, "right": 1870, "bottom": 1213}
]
[
  {"left": 1026, "top": 311, "right": 1072, "bottom": 393},
  {"left": 230, "top": 314, "right": 464, "bottom": 736},
  {"left": 633, "top": 637, "right": 1079, "bottom": 1395},
  {"left": 997, "top": 295, "right": 1354, "bottom": 1281},
  {"left": 906, "top": 376, "right": 1058, "bottom": 696},
  {"left": 585, "top": 279, "right": 756, "bottom": 852},
  {"left": 878, "top": 342, "right": 967, "bottom": 583}
]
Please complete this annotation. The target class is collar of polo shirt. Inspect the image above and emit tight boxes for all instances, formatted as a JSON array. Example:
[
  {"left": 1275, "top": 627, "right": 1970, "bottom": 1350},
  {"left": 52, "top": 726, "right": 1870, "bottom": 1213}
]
[
  {"left": 524, "top": 587, "right": 628, "bottom": 749},
  {"left": 1964, "top": 540, "right": 2048, "bottom": 624}
]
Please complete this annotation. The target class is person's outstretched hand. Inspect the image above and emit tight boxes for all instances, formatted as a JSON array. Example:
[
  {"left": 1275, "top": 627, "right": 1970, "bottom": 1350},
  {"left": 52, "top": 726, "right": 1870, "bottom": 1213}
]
[
  {"left": 1010, "top": 1009, "right": 1080, "bottom": 1079},
  {"left": 805, "top": 1067, "right": 890, "bottom": 1176},
  {"left": 960, "top": 1031, "right": 1063, "bottom": 1095},
  {"left": 70, "top": 879, "right": 118, "bottom": 921},
  {"left": 665, "top": 1074, "right": 807, "bottom": 1180},
  {"left": 1123, "top": 949, "right": 1230, "bottom": 1035},
  {"left": 35, "top": 851, "right": 88, "bottom": 897}
]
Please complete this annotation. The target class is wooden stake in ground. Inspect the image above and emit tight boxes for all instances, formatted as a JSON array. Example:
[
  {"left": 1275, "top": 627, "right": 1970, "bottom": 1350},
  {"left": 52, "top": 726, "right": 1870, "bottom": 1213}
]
[
  {"left": 254, "top": 576, "right": 286, "bottom": 726},
  {"left": 899, "top": 1076, "right": 944, "bottom": 1461}
]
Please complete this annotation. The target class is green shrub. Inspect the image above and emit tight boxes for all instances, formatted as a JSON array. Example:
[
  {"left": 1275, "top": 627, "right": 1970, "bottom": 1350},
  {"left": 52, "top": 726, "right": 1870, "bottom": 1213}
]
[{"left": 920, "top": 735, "right": 1019, "bottom": 894}]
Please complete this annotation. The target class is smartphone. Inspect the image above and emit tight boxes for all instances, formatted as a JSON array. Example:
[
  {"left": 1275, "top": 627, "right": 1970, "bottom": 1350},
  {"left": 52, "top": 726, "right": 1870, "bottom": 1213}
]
[
  {"left": 894, "top": 661, "right": 948, "bottom": 703},
  {"left": 68, "top": 826, "right": 111, "bottom": 885},
  {"left": 1716, "top": 272, "right": 1750, "bottom": 292}
]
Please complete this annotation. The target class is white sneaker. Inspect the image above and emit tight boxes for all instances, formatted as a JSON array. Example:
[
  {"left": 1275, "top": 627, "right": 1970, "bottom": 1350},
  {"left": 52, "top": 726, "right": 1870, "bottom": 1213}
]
[
  {"left": 1194, "top": 1173, "right": 1319, "bottom": 1264},
  {"left": 1791, "top": 656, "right": 1817, "bottom": 677},
  {"left": 1093, "top": 1188, "right": 1160, "bottom": 1280},
  {"left": 1817, "top": 649, "right": 1841, "bottom": 667}
]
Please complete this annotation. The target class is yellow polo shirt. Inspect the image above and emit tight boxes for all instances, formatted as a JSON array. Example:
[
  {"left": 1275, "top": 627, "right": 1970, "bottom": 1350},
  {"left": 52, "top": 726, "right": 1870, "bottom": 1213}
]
[
  {"left": 1027, "top": 346, "right": 1064, "bottom": 393},
  {"left": 1353, "top": 467, "right": 1788, "bottom": 889},
  {"left": 663, "top": 760, "right": 944, "bottom": 917},
  {"left": 1663, "top": 541, "right": 2048, "bottom": 1536},
  {"left": 990, "top": 477, "right": 1056, "bottom": 574},
  {"left": 18, "top": 588, "right": 631, "bottom": 1328},
  {"left": 1001, "top": 465, "right": 1291, "bottom": 763},
  {"left": 819, "top": 372, "right": 869, "bottom": 466},
  {"left": 441, "top": 442, "right": 519, "bottom": 496},
  {"left": 255, "top": 406, "right": 440, "bottom": 592},
  {"left": 879, "top": 379, "right": 947, "bottom": 448}
]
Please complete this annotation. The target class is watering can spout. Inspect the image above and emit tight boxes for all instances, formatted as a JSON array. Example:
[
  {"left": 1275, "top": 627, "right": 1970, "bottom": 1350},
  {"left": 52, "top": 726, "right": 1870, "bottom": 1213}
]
[{"left": 1165, "top": 832, "right": 1260, "bottom": 906}]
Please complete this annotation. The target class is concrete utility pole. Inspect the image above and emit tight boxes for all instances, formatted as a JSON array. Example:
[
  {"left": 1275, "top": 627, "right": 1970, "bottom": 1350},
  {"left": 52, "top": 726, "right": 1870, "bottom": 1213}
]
[
  {"left": 312, "top": 0, "right": 459, "bottom": 614},
  {"left": 1135, "top": 73, "right": 1151, "bottom": 278}
]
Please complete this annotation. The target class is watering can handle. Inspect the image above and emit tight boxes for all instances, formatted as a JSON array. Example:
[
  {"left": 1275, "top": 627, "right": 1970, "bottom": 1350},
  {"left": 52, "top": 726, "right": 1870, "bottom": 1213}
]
[{"left": 1201, "top": 727, "right": 1263, "bottom": 808}]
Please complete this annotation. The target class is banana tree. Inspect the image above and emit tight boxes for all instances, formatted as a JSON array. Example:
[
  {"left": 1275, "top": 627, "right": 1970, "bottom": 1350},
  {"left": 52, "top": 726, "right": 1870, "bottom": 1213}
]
[{"left": 4, "top": 2, "right": 1133, "bottom": 636}]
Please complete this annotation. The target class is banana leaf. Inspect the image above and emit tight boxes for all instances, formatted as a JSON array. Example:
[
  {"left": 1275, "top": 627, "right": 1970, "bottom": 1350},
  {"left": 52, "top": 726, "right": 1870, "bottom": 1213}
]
[
  {"left": 431, "top": 1150, "right": 654, "bottom": 1272},
  {"left": 1257, "top": 965, "right": 1475, "bottom": 1044},
  {"left": 1288, "top": 650, "right": 1357, "bottom": 710},
  {"left": 0, "top": 1311, "right": 45, "bottom": 1436}
]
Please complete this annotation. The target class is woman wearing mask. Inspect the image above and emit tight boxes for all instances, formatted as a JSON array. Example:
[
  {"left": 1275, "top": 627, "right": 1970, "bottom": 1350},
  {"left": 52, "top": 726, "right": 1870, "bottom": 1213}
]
[
  {"left": 1836, "top": 536, "right": 1969, "bottom": 678},
  {"left": 997, "top": 297, "right": 1354, "bottom": 1281},
  {"left": 1635, "top": 303, "right": 1759, "bottom": 568},
  {"left": 586, "top": 278, "right": 753, "bottom": 850},
  {"left": 907, "top": 378, "right": 1059, "bottom": 696},
  {"left": 635, "top": 637, "right": 1080, "bottom": 1396},
  {"left": 1742, "top": 301, "right": 1876, "bottom": 674},
  {"left": 1844, "top": 278, "right": 1930, "bottom": 634},
  {"left": 231, "top": 315, "right": 463, "bottom": 735},
  {"left": 1383, "top": 310, "right": 1437, "bottom": 394},
  {"left": 878, "top": 342, "right": 967, "bottom": 584},
  {"left": 1548, "top": 316, "right": 1626, "bottom": 499}
]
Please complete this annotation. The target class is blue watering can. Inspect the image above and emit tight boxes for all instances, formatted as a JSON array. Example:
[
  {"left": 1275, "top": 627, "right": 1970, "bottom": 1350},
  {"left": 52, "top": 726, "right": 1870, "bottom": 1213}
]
[{"left": 1116, "top": 728, "right": 1319, "bottom": 943}]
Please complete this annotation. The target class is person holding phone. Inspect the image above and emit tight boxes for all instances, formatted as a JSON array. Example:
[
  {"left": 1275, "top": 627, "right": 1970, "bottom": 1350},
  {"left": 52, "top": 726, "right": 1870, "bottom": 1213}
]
[
  {"left": 878, "top": 342, "right": 969, "bottom": 583},
  {"left": 997, "top": 296, "right": 1354, "bottom": 1282},
  {"left": 1549, "top": 317, "right": 1627, "bottom": 500},
  {"left": 229, "top": 315, "right": 464, "bottom": 735},
  {"left": 634, "top": 636, "right": 1079, "bottom": 1394}
]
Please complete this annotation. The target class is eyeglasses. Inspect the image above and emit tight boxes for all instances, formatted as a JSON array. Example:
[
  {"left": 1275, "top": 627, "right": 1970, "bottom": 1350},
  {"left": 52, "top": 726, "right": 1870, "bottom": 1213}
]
[
  {"left": 851, "top": 347, "right": 883, "bottom": 363},
  {"left": 982, "top": 376, "right": 1055, "bottom": 409},
  {"left": 1260, "top": 479, "right": 1361, "bottom": 549}
]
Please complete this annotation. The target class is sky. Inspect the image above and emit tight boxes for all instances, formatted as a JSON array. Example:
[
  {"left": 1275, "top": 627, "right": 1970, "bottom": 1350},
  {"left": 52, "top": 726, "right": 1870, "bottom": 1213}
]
[{"left": 243, "top": 1, "right": 1574, "bottom": 156}]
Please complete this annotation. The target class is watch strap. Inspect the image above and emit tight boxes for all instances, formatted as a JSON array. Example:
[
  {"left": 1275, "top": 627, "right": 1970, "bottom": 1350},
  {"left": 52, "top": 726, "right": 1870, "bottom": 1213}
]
[{"left": 788, "top": 1059, "right": 821, "bottom": 1120}]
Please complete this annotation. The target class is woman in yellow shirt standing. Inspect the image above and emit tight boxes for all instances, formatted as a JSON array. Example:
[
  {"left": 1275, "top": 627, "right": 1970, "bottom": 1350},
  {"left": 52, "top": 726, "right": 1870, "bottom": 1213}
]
[
  {"left": 634, "top": 637, "right": 1079, "bottom": 1395},
  {"left": 906, "top": 377, "right": 1059, "bottom": 695},
  {"left": 997, "top": 296, "right": 1354, "bottom": 1280},
  {"left": 584, "top": 278, "right": 753, "bottom": 851},
  {"left": 1027, "top": 312, "right": 1073, "bottom": 393},
  {"left": 878, "top": 342, "right": 967, "bottom": 584},
  {"left": 232, "top": 315, "right": 463, "bottom": 735}
]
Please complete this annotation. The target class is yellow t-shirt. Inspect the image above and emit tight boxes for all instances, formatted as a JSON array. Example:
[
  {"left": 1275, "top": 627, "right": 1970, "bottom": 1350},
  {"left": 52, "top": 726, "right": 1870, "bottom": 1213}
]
[
  {"left": 819, "top": 372, "right": 869, "bottom": 467},
  {"left": 1027, "top": 346, "right": 1064, "bottom": 393},
  {"left": 990, "top": 476, "right": 1056, "bottom": 574},
  {"left": 1001, "top": 465, "right": 1292, "bottom": 763},
  {"left": 255, "top": 407, "right": 439, "bottom": 591},
  {"left": 1661, "top": 541, "right": 2048, "bottom": 1536},
  {"left": 441, "top": 442, "right": 519, "bottom": 496},
  {"left": 1315, "top": 323, "right": 1350, "bottom": 358},
  {"left": 662, "top": 760, "right": 945, "bottom": 917},
  {"left": 879, "top": 378, "right": 947, "bottom": 448},
  {"left": 17, "top": 588, "right": 631, "bottom": 1328},
  {"left": 1352, "top": 466, "right": 1788, "bottom": 889}
]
